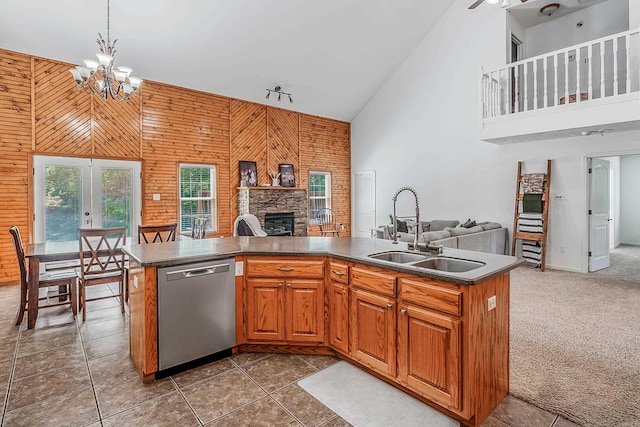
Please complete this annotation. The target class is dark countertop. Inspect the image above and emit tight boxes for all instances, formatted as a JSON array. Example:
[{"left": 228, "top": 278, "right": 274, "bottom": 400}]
[{"left": 123, "top": 237, "right": 524, "bottom": 285}]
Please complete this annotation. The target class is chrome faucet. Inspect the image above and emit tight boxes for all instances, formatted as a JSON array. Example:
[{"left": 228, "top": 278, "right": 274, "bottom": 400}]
[{"left": 391, "top": 186, "right": 420, "bottom": 251}]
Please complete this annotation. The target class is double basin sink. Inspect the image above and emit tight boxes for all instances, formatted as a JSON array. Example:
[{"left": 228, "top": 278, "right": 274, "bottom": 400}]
[{"left": 368, "top": 251, "right": 485, "bottom": 273}]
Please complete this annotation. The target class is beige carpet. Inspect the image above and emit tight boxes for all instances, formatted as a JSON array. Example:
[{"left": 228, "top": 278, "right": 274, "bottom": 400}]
[{"left": 509, "top": 266, "right": 640, "bottom": 427}]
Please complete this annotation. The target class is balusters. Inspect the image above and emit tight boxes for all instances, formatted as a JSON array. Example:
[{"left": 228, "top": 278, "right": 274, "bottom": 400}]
[
  {"left": 588, "top": 44, "right": 593, "bottom": 101},
  {"left": 600, "top": 40, "right": 605, "bottom": 97},
  {"left": 533, "top": 59, "right": 538, "bottom": 109},
  {"left": 554, "top": 54, "right": 559, "bottom": 106},
  {"left": 514, "top": 64, "right": 520, "bottom": 113},
  {"left": 625, "top": 33, "right": 631, "bottom": 94},
  {"left": 523, "top": 62, "right": 529, "bottom": 111},
  {"left": 564, "top": 51, "right": 570, "bottom": 104},
  {"left": 576, "top": 49, "right": 581, "bottom": 102},
  {"left": 613, "top": 37, "right": 619, "bottom": 96},
  {"left": 543, "top": 56, "right": 548, "bottom": 108}
]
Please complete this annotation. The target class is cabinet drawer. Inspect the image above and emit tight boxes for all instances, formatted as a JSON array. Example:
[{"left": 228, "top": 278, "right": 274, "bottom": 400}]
[
  {"left": 399, "top": 278, "right": 461, "bottom": 316},
  {"left": 329, "top": 262, "right": 349, "bottom": 284},
  {"left": 350, "top": 267, "right": 396, "bottom": 297},
  {"left": 246, "top": 258, "right": 324, "bottom": 278}
]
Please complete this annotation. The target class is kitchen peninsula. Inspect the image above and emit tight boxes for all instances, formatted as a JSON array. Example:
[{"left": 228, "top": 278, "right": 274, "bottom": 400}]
[{"left": 123, "top": 236, "right": 522, "bottom": 427}]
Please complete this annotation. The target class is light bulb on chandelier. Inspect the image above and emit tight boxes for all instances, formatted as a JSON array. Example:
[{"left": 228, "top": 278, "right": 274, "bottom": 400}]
[{"left": 69, "top": 0, "right": 142, "bottom": 101}]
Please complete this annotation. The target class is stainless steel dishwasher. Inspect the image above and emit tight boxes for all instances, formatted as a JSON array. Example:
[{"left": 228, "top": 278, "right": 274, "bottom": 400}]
[{"left": 157, "top": 258, "right": 236, "bottom": 371}]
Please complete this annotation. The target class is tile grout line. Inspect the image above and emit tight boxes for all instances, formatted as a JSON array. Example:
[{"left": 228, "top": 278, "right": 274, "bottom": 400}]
[
  {"left": 170, "top": 377, "right": 205, "bottom": 426},
  {"left": 77, "top": 312, "right": 107, "bottom": 427},
  {"left": 0, "top": 325, "right": 22, "bottom": 426}
]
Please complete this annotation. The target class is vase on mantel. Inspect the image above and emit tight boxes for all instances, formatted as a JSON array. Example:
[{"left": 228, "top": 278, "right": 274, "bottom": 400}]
[{"left": 272, "top": 178, "right": 279, "bottom": 186}]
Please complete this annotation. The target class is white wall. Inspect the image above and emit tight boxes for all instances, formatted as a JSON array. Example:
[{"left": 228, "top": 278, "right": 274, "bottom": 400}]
[
  {"left": 620, "top": 155, "right": 640, "bottom": 244},
  {"left": 351, "top": 0, "right": 640, "bottom": 272},
  {"left": 524, "top": 0, "right": 629, "bottom": 58}
]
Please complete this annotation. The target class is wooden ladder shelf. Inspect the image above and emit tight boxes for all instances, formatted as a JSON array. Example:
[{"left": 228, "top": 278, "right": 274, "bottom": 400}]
[{"left": 511, "top": 160, "right": 551, "bottom": 271}]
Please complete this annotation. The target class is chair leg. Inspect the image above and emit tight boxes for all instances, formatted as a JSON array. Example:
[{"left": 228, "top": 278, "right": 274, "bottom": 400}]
[
  {"left": 81, "top": 282, "right": 86, "bottom": 322},
  {"left": 119, "top": 279, "right": 125, "bottom": 315},
  {"left": 70, "top": 280, "right": 77, "bottom": 317},
  {"left": 58, "top": 285, "right": 68, "bottom": 302},
  {"left": 15, "top": 278, "right": 27, "bottom": 326}
]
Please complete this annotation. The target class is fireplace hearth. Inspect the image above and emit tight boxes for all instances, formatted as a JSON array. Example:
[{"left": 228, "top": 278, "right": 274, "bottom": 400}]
[{"left": 264, "top": 212, "right": 294, "bottom": 236}]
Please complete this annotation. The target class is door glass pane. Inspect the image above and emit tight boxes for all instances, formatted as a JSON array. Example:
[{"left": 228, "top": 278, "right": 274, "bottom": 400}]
[
  {"left": 102, "top": 168, "right": 132, "bottom": 236},
  {"left": 45, "top": 166, "right": 82, "bottom": 242}
]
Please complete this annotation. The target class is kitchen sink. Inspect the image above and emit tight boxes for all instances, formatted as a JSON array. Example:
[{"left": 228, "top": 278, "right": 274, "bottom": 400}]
[
  {"left": 411, "top": 257, "right": 485, "bottom": 273},
  {"left": 367, "top": 251, "right": 429, "bottom": 263}
]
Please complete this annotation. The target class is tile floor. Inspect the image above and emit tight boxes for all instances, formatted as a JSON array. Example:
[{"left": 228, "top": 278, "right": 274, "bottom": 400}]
[{"left": 0, "top": 283, "right": 581, "bottom": 427}]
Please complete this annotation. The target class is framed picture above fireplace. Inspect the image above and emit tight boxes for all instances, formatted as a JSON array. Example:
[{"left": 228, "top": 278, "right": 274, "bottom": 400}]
[
  {"left": 239, "top": 161, "right": 258, "bottom": 187},
  {"left": 279, "top": 164, "right": 295, "bottom": 187}
]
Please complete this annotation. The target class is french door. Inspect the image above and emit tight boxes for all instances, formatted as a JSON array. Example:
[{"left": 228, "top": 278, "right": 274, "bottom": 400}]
[{"left": 33, "top": 156, "right": 141, "bottom": 243}]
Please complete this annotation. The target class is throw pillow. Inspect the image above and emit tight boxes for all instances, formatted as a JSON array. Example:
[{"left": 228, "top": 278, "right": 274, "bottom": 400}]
[
  {"left": 430, "top": 219, "right": 460, "bottom": 231},
  {"left": 480, "top": 222, "right": 502, "bottom": 231},
  {"left": 406, "top": 219, "right": 417, "bottom": 234},
  {"left": 396, "top": 219, "right": 408, "bottom": 233},
  {"left": 462, "top": 218, "right": 476, "bottom": 228}
]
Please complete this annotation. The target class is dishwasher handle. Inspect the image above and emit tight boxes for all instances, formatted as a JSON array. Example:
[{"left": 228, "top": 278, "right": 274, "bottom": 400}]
[{"left": 165, "top": 263, "right": 230, "bottom": 281}]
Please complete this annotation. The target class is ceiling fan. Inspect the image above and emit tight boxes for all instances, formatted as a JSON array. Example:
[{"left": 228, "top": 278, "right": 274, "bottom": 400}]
[{"left": 468, "top": 0, "right": 527, "bottom": 9}]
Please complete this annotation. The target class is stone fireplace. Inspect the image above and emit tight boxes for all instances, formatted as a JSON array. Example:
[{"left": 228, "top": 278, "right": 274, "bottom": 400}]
[{"left": 238, "top": 188, "right": 308, "bottom": 236}]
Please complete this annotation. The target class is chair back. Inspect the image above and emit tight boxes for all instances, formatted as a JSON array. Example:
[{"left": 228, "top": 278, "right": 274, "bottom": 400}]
[
  {"left": 316, "top": 208, "right": 336, "bottom": 228},
  {"left": 8, "top": 226, "right": 27, "bottom": 288},
  {"left": 191, "top": 217, "right": 208, "bottom": 239},
  {"left": 78, "top": 228, "right": 126, "bottom": 281},
  {"left": 138, "top": 223, "right": 177, "bottom": 244}
]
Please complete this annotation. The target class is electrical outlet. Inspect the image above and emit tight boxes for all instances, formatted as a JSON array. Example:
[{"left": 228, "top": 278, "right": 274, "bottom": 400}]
[
  {"left": 235, "top": 261, "right": 244, "bottom": 277},
  {"left": 488, "top": 295, "right": 497, "bottom": 311},
  {"left": 153, "top": 193, "right": 161, "bottom": 201}
]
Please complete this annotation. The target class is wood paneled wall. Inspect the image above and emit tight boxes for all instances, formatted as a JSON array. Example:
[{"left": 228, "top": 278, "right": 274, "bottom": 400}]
[{"left": 0, "top": 48, "right": 351, "bottom": 284}]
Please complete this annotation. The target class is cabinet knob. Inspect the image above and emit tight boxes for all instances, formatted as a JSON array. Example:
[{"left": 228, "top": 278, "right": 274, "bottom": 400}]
[
  {"left": 387, "top": 303, "right": 393, "bottom": 309},
  {"left": 400, "top": 309, "right": 407, "bottom": 315},
  {"left": 287, "top": 283, "right": 291, "bottom": 288},
  {"left": 278, "top": 283, "right": 283, "bottom": 288}
]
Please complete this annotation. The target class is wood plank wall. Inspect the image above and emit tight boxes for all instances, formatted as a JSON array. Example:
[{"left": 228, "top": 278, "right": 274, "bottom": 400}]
[{"left": 0, "top": 48, "right": 351, "bottom": 284}]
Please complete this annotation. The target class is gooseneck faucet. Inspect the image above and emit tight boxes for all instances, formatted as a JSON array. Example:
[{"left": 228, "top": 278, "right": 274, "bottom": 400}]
[{"left": 391, "top": 186, "right": 420, "bottom": 250}]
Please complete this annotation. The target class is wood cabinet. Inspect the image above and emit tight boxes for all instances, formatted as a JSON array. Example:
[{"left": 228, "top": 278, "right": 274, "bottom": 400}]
[
  {"left": 245, "top": 257, "right": 324, "bottom": 344},
  {"left": 328, "top": 262, "right": 349, "bottom": 354},
  {"left": 398, "top": 277, "right": 463, "bottom": 410},
  {"left": 349, "top": 266, "right": 397, "bottom": 377}
]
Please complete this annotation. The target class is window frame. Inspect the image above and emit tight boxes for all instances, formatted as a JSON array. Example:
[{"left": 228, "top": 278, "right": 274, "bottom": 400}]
[
  {"left": 178, "top": 163, "right": 217, "bottom": 234},
  {"left": 308, "top": 171, "right": 332, "bottom": 224}
]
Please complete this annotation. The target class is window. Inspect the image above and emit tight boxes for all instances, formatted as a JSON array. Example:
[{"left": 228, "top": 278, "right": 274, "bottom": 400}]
[
  {"left": 309, "top": 171, "right": 331, "bottom": 223},
  {"left": 34, "top": 156, "right": 141, "bottom": 243},
  {"left": 179, "top": 164, "right": 216, "bottom": 233}
]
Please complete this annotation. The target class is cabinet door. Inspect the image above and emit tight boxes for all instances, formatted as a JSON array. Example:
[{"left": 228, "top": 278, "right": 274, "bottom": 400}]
[
  {"left": 398, "top": 303, "right": 461, "bottom": 410},
  {"left": 285, "top": 279, "right": 324, "bottom": 343},
  {"left": 350, "top": 288, "right": 396, "bottom": 377},
  {"left": 328, "top": 281, "right": 349, "bottom": 354},
  {"left": 246, "top": 278, "right": 285, "bottom": 342}
]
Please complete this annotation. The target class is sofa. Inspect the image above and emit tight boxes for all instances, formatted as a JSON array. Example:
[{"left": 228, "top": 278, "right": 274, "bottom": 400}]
[{"left": 381, "top": 219, "right": 508, "bottom": 255}]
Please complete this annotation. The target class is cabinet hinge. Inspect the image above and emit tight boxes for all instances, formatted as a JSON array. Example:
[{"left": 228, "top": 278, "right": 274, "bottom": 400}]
[
  {"left": 588, "top": 209, "right": 592, "bottom": 215},
  {"left": 588, "top": 251, "right": 592, "bottom": 257},
  {"left": 588, "top": 167, "right": 592, "bottom": 174}
]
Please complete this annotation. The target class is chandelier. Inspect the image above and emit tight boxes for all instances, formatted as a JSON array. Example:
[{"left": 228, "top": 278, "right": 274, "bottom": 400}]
[
  {"left": 69, "top": 0, "right": 142, "bottom": 101},
  {"left": 265, "top": 85, "right": 293, "bottom": 103}
]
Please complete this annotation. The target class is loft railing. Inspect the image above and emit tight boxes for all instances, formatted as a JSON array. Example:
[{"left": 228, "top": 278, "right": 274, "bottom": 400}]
[{"left": 481, "top": 28, "right": 639, "bottom": 120}]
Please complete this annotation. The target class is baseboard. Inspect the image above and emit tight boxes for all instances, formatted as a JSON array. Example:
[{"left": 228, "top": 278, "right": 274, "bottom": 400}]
[{"left": 543, "top": 264, "right": 584, "bottom": 273}]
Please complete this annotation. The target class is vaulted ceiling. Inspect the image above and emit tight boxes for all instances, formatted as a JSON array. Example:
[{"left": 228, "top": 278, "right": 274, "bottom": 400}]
[{"left": 0, "top": 0, "right": 454, "bottom": 121}]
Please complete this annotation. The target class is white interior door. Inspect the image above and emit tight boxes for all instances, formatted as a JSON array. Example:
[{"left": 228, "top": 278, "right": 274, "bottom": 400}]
[
  {"left": 34, "top": 156, "right": 141, "bottom": 243},
  {"left": 353, "top": 170, "right": 376, "bottom": 238},
  {"left": 589, "top": 158, "right": 611, "bottom": 272}
]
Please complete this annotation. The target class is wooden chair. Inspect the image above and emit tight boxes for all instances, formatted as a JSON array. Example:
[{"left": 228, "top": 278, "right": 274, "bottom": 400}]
[
  {"left": 191, "top": 217, "right": 208, "bottom": 239},
  {"left": 9, "top": 226, "right": 77, "bottom": 326},
  {"left": 316, "top": 208, "right": 342, "bottom": 237},
  {"left": 77, "top": 227, "right": 126, "bottom": 321},
  {"left": 138, "top": 223, "right": 177, "bottom": 244}
]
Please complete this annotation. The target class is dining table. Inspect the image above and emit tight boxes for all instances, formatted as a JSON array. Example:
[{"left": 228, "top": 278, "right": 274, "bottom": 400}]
[{"left": 23, "top": 234, "right": 191, "bottom": 329}]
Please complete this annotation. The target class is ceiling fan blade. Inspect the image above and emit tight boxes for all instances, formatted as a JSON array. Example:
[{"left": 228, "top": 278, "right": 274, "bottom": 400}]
[{"left": 468, "top": 0, "right": 485, "bottom": 9}]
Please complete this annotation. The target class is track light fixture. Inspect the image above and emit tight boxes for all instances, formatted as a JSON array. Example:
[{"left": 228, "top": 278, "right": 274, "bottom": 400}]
[{"left": 265, "top": 85, "right": 293, "bottom": 103}]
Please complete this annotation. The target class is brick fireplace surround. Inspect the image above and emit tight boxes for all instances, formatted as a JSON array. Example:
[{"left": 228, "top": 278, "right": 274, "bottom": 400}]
[{"left": 238, "top": 188, "right": 308, "bottom": 236}]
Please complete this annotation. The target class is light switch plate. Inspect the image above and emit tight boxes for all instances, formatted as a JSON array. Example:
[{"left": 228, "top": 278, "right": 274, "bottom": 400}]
[
  {"left": 235, "top": 261, "right": 244, "bottom": 277},
  {"left": 153, "top": 193, "right": 161, "bottom": 201},
  {"left": 488, "top": 295, "right": 497, "bottom": 311}
]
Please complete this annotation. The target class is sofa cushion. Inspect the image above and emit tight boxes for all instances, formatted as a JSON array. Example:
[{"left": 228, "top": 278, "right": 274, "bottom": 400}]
[
  {"left": 480, "top": 222, "right": 502, "bottom": 231},
  {"left": 420, "top": 230, "right": 451, "bottom": 243},
  {"left": 406, "top": 219, "right": 418, "bottom": 234},
  {"left": 429, "top": 220, "right": 460, "bottom": 231}
]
